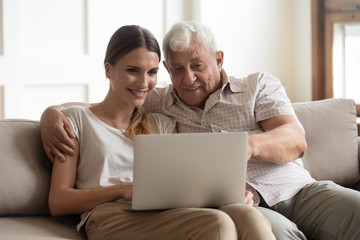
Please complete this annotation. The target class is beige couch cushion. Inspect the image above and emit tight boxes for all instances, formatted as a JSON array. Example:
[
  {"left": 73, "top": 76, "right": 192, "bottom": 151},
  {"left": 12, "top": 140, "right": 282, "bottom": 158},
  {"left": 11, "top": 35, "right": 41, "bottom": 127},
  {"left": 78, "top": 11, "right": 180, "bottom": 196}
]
[
  {"left": 0, "top": 99, "right": 358, "bottom": 216},
  {"left": 293, "top": 99, "right": 360, "bottom": 186},
  {"left": 0, "top": 119, "right": 51, "bottom": 215},
  {"left": 0, "top": 216, "right": 81, "bottom": 239}
]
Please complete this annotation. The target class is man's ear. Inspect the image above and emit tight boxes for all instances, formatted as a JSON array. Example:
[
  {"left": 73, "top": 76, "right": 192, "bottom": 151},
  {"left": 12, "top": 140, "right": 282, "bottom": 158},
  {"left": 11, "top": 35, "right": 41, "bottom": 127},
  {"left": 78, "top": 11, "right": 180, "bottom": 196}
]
[
  {"left": 104, "top": 62, "right": 112, "bottom": 78},
  {"left": 215, "top": 51, "right": 224, "bottom": 70},
  {"left": 163, "top": 61, "right": 170, "bottom": 73}
]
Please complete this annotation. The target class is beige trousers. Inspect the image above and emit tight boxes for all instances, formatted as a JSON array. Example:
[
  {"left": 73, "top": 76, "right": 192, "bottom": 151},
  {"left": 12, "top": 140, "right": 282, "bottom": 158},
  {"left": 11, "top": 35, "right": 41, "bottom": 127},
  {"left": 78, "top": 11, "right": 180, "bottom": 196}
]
[{"left": 85, "top": 202, "right": 275, "bottom": 240}]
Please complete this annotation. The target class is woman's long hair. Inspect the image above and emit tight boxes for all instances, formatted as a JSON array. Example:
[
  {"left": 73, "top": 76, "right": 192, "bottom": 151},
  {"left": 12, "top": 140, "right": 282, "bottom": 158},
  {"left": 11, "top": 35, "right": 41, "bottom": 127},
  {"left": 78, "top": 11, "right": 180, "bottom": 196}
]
[{"left": 104, "top": 25, "right": 161, "bottom": 139}]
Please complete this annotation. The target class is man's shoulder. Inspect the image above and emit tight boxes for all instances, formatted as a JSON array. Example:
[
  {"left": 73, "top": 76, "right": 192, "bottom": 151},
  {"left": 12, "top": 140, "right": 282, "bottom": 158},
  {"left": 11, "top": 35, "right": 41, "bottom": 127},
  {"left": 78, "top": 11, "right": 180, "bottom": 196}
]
[
  {"left": 144, "top": 84, "right": 173, "bottom": 112},
  {"left": 147, "top": 84, "right": 173, "bottom": 102},
  {"left": 151, "top": 84, "right": 172, "bottom": 96},
  {"left": 227, "top": 72, "right": 264, "bottom": 92},
  {"left": 228, "top": 72, "right": 280, "bottom": 88},
  {"left": 229, "top": 72, "right": 273, "bottom": 81},
  {"left": 148, "top": 112, "right": 176, "bottom": 127}
]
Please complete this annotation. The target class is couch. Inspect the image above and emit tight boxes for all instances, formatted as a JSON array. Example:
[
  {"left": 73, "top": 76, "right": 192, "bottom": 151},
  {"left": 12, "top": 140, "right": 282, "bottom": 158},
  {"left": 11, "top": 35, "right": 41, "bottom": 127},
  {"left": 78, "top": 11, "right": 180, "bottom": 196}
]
[{"left": 0, "top": 98, "right": 359, "bottom": 239}]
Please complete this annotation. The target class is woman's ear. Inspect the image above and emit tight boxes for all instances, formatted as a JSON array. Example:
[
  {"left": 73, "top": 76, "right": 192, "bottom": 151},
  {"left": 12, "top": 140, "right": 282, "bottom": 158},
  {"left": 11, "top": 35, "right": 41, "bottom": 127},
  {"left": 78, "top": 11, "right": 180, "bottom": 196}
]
[{"left": 104, "top": 62, "right": 112, "bottom": 78}]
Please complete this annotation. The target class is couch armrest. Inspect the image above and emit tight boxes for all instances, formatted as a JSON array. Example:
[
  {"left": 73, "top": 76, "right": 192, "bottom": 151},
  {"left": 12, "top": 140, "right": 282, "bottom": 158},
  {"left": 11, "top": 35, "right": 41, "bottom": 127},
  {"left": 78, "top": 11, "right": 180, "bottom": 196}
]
[{"left": 0, "top": 119, "right": 51, "bottom": 216}]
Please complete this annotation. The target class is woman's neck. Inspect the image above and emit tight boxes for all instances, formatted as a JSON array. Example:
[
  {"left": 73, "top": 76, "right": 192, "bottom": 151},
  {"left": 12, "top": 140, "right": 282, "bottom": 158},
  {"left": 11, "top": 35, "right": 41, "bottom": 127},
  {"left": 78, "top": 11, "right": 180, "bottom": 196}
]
[{"left": 91, "top": 98, "right": 134, "bottom": 130}]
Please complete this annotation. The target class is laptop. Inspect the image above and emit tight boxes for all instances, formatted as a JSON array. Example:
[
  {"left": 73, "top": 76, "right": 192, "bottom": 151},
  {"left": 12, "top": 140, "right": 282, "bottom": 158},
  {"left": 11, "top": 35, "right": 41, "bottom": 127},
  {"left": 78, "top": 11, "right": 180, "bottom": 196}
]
[{"left": 131, "top": 132, "right": 248, "bottom": 211}]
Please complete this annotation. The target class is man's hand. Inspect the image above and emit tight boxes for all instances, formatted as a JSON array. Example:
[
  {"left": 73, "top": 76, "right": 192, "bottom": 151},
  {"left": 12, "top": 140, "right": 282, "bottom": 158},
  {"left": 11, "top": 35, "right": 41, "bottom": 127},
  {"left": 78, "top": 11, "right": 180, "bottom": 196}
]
[{"left": 40, "top": 106, "right": 76, "bottom": 162}]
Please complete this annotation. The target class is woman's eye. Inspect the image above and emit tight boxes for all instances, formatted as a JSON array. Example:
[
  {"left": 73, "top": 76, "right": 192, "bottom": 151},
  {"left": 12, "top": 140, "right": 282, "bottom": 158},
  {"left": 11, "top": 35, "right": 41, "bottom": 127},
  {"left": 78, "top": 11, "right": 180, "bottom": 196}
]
[
  {"left": 127, "top": 69, "right": 137, "bottom": 73},
  {"left": 148, "top": 69, "right": 158, "bottom": 75}
]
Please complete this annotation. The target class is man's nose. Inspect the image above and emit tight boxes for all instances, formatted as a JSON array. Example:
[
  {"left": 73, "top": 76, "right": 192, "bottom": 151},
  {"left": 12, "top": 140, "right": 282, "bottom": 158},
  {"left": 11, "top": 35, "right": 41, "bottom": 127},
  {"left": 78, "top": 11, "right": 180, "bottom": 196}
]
[{"left": 183, "top": 68, "right": 196, "bottom": 85}]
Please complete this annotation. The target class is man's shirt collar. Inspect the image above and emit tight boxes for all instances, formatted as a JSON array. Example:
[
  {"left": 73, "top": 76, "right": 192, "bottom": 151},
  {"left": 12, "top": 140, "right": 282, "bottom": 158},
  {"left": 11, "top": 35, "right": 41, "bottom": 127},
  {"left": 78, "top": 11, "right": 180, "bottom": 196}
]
[{"left": 221, "top": 69, "right": 246, "bottom": 93}]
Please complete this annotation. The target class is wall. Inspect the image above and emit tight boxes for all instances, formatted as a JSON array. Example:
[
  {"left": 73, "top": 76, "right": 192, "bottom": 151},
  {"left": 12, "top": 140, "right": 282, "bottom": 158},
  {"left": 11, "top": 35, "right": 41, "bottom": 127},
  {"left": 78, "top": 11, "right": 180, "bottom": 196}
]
[
  {"left": 292, "top": 0, "right": 312, "bottom": 102},
  {"left": 198, "top": 0, "right": 312, "bottom": 102},
  {"left": 0, "top": 0, "right": 183, "bottom": 119},
  {"left": 0, "top": 0, "right": 313, "bottom": 120}
]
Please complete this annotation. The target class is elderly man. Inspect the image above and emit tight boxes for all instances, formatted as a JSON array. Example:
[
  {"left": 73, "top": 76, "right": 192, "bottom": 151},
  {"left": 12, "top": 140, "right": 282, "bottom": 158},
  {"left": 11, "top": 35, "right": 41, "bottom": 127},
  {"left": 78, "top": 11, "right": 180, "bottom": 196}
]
[{"left": 41, "top": 22, "right": 360, "bottom": 240}]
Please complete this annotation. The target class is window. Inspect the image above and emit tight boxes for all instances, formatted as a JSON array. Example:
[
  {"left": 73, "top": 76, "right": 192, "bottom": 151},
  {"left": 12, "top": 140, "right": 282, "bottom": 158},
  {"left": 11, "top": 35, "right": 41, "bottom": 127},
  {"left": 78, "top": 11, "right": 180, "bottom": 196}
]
[
  {"left": 333, "top": 23, "right": 360, "bottom": 102},
  {"left": 312, "top": 0, "right": 360, "bottom": 118},
  {"left": 0, "top": 0, "right": 180, "bottom": 120}
]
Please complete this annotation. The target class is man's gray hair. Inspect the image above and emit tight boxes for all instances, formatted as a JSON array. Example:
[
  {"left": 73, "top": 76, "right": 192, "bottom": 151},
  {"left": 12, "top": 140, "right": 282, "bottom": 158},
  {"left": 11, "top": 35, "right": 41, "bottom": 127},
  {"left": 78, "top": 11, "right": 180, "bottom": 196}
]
[{"left": 162, "top": 21, "right": 218, "bottom": 67}]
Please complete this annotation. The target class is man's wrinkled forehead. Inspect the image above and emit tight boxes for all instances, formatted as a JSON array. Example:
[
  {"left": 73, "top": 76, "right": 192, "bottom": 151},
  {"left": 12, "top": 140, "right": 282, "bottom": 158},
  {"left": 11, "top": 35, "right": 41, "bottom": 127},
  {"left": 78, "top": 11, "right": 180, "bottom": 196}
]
[{"left": 168, "top": 41, "right": 211, "bottom": 64}]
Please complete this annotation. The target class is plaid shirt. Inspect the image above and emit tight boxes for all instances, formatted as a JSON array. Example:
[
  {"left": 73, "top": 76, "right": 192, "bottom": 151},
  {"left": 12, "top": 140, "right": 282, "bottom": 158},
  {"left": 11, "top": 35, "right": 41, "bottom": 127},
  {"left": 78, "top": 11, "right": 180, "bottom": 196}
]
[{"left": 144, "top": 70, "right": 314, "bottom": 206}]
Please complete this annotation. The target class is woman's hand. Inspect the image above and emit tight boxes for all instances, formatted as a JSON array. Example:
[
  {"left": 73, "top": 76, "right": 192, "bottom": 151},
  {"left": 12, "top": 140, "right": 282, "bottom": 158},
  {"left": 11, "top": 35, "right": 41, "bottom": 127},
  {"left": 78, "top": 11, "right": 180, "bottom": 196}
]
[
  {"left": 120, "top": 182, "right": 133, "bottom": 201},
  {"left": 244, "top": 190, "right": 254, "bottom": 205}
]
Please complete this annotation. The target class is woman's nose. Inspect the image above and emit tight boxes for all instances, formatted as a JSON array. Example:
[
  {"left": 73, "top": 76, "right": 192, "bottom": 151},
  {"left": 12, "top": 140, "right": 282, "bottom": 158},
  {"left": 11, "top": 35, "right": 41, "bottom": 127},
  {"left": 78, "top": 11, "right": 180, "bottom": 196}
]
[{"left": 137, "top": 74, "right": 148, "bottom": 88}]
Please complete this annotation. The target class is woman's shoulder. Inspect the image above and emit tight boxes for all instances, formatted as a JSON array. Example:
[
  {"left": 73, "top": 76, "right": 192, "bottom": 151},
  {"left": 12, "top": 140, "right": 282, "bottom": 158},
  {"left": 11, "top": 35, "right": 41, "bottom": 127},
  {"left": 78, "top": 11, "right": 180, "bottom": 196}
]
[{"left": 62, "top": 105, "right": 90, "bottom": 117}]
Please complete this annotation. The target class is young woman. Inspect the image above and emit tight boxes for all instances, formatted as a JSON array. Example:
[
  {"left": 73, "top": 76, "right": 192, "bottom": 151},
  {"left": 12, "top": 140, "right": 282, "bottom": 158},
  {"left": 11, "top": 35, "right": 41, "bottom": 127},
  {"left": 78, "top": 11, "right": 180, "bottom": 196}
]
[
  {"left": 47, "top": 25, "right": 275, "bottom": 240},
  {"left": 48, "top": 25, "right": 173, "bottom": 237}
]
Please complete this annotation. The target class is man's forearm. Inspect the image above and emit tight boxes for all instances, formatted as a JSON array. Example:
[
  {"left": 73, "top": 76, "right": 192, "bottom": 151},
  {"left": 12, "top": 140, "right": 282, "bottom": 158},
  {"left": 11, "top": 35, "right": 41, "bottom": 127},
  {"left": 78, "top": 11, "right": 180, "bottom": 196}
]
[{"left": 249, "top": 123, "right": 307, "bottom": 164}]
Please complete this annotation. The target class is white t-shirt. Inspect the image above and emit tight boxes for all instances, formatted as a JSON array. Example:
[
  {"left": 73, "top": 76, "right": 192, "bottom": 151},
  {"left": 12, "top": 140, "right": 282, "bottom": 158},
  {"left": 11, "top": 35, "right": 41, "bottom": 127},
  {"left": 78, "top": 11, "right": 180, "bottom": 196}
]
[{"left": 62, "top": 106, "right": 176, "bottom": 232}]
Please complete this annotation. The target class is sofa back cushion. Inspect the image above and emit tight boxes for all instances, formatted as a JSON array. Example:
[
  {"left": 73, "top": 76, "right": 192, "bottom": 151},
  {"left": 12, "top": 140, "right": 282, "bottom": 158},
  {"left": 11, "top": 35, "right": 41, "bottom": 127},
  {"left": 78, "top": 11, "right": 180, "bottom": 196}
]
[
  {"left": 0, "top": 119, "right": 51, "bottom": 216},
  {"left": 293, "top": 98, "right": 360, "bottom": 186},
  {"left": 0, "top": 99, "right": 358, "bottom": 215}
]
